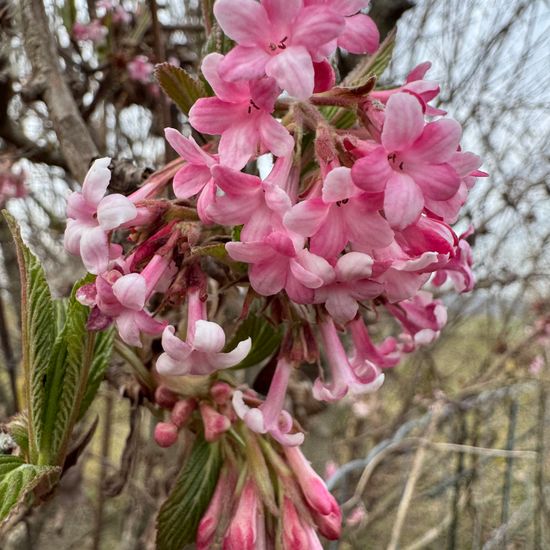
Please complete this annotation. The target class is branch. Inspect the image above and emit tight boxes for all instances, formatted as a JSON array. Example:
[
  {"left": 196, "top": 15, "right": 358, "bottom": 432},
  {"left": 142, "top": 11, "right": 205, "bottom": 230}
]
[{"left": 19, "top": 0, "right": 98, "bottom": 181}]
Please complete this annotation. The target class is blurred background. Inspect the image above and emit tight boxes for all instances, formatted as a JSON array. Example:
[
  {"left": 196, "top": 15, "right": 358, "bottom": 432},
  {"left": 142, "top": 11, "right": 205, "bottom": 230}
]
[{"left": 0, "top": 0, "right": 549, "bottom": 548}]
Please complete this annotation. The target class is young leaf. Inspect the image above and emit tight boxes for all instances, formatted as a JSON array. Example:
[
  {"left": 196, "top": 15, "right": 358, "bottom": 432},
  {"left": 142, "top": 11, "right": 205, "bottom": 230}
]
[
  {"left": 225, "top": 316, "right": 284, "bottom": 370},
  {"left": 0, "top": 456, "right": 59, "bottom": 524},
  {"left": 3, "top": 211, "right": 56, "bottom": 463},
  {"left": 155, "top": 63, "right": 207, "bottom": 116},
  {"left": 156, "top": 438, "right": 222, "bottom": 550}
]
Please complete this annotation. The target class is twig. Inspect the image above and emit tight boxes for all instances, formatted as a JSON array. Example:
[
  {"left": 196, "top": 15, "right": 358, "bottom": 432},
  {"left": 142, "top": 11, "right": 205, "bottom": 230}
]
[
  {"left": 387, "top": 402, "right": 443, "bottom": 550},
  {"left": 0, "top": 292, "right": 18, "bottom": 414},
  {"left": 19, "top": 0, "right": 99, "bottom": 180}
]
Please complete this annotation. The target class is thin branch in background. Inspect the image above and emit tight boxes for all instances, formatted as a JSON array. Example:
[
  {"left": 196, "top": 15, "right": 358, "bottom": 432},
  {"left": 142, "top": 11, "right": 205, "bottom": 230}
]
[
  {"left": 92, "top": 390, "right": 113, "bottom": 550},
  {"left": 386, "top": 402, "right": 443, "bottom": 550},
  {"left": 447, "top": 415, "right": 467, "bottom": 550},
  {"left": 0, "top": 291, "right": 17, "bottom": 414},
  {"left": 534, "top": 375, "right": 548, "bottom": 550}
]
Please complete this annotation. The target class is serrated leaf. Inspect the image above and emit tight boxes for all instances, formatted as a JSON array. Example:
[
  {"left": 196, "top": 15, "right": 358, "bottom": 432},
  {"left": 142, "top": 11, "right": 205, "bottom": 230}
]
[
  {"left": 155, "top": 63, "right": 206, "bottom": 115},
  {"left": 39, "top": 275, "right": 99, "bottom": 465},
  {"left": 3, "top": 211, "right": 56, "bottom": 463},
  {"left": 0, "top": 456, "right": 59, "bottom": 524},
  {"left": 225, "top": 316, "right": 283, "bottom": 370},
  {"left": 156, "top": 438, "right": 222, "bottom": 550},
  {"left": 79, "top": 327, "right": 114, "bottom": 419}
]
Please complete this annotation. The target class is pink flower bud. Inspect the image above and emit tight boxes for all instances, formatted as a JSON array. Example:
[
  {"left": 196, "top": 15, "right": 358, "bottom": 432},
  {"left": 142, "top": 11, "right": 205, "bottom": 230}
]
[
  {"left": 154, "top": 422, "right": 178, "bottom": 448},
  {"left": 311, "top": 505, "right": 342, "bottom": 541},
  {"left": 154, "top": 385, "right": 179, "bottom": 409},
  {"left": 223, "top": 478, "right": 259, "bottom": 550},
  {"left": 284, "top": 446, "right": 339, "bottom": 517},
  {"left": 170, "top": 399, "right": 197, "bottom": 428},
  {"left": 211, "top": 381, "right": 233, "bottom": 404},
  {"left": 197, "top": 466, "right": 237, "bottom": 550},
  {"left": 200, "top": 403, "right": 231, "bottom": 442}
]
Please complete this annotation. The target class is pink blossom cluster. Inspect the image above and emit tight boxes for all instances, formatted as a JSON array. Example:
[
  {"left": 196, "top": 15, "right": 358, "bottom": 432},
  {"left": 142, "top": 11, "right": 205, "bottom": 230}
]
[{"left": 64, "top": 1, "right": 486, "bottom": 544}]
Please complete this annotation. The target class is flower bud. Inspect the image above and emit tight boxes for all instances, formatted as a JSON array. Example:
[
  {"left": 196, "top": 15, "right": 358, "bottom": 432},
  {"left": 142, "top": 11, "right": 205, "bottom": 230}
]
[
  {"left": 223, "top": 478, "right": 259, "bottom": 550},
  {"left": 154, "top": 422, "right": 178, "bottom": 448},
  {"left": 200, "top": 403, "right": 231, "bottom": 442},
  {"left": 210, "top": 381, "right": 233, "bottom": 404},
  {"left": 170, "top": 398, "right": 197, "bottom": 428},
  {"left": 154, "top": 385, "right": 179, "bottom": 409}
]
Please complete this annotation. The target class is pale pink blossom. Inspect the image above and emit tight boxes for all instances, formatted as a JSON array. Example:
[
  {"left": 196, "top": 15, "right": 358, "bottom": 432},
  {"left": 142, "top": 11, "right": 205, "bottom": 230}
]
[
  {"left": 72, "top": 20, "right": 107, "bottom": 43},
  {"left": 213, "top": 0, "right": 345, "bottom": 99},
  {"left": 156, "top": 287, "right": 252, "bottom": 376},
  {"left": 226, "top": 230, "right": 333, "bottom": 304},
  {"left": 351, "top": 93, "right": 462, "bottom": 229},
  {"left": 314, "top": 252, "right": 383, "bottom": 323},
  {"left": 305, "top": 0, "right": 379, "bottom": 54},
  {"left": 77, "top": 254, "right": 170, "bottom": 346},
  {"left": 313, "top": 317, "right": 384, "bottom": 402},
  {"left": 386, "top": 291, "right": 447, "bottom": 347},
  {"left": 64, "top": 158, "right": 138, "bottom": 274},
  {"left": 208, "top": 155, "right": 293, "bottom": 241},
  {"left": 233, "top": 358, "right": 304, "bottom": 446},
  {"left": 164, "top": 128, "right": 219, "bottom": 223},
  {"left": 348, "top": 317, "right": 400, "bottom": 369},
  {"left": 128, "top": 55, "right": 155, "bottom": 84},
  {"left": 346, "top": 504, "right": 367, "bottom": 527},
  {"left": 189, "top": 53, "right": 293, "bottom": 169},
  {"left": 284, "top": 166, "right": 394, "bottom": 259},
  {"left": 432, "top": 225, "right": 475, "bottom": 292},
  {"left": 370, "top": 61, "right": 445, "bottom": 116}
]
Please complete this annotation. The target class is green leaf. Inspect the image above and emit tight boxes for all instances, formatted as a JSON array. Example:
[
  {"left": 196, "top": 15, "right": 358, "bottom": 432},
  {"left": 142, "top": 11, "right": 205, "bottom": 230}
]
[
  {"left": 5, "top": 415, "right": 29, "bottom": 458},
  {"left": 225, "top": 316, "right": 283, "bottom": 370},
  {"left": 39, "top": 276, "right": 99, "bottom": 465},
  {"left": 60, "top": 0, "right": 77, "bottom": 31},
  {"left": 155, "top": 63, "right": 207, "bottom": 116},
  {"left": 3, "top": 211, "right": 56, "bottom": 463},
  {"left": 156, "top": 438, "right": 222, "bottom": 550},
  {"left": 0, "top": 456, "right": 59, "bottom": 524},
  {"left": 79, "top": 327, "right": 114, "bottom": 419}
]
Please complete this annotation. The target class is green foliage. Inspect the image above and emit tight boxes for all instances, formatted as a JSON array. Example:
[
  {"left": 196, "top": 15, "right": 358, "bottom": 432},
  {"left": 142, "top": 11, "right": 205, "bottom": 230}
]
[
  {"left": 1, "top": 212, "right": 114, "bottom": 521},
  {"left": 225, "top": 316, "right": 284, "bottom": 370},
  {"left": 155, "top": 63, "right": 207, "bottom": 116},
  {"left": 156, "top": 438, "right": 222, "bottom": 550},
  {"left": 0, "top": 455, "right": 59, "bottom": 525},
  {"left": 59, "top": 0, "right": 77, "bottom": 31}
]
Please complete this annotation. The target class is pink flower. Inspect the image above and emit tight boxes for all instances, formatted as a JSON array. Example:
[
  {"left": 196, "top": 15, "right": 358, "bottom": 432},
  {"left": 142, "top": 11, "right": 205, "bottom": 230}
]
[
  {"left": 164, "top": 128, "right": 219, "bottom": 223},
  {"left": 432, "top": 225, "right": 475, "bottom": 292},
  {"left": 313, "top": 317, "right": 384, "bottom": 401},
  {"left": 156, "top": 287, "right": 252, "bottom": 376},
  {"left": 314, "top": 252, "right": 383, "bottom": 324},
  {"left": 64, "top": 158, "right": 138, "bottom": 274},
  {"left": 72, "top": 20, "right": 107, "bottom": 43},
  {"left": 213, "top": 0, "right": 345, "bottom": 99},
  {"left": 226, "top": 230, "right": 333, "bottom": 304},
  {"left": 128, "top": 55, "right": 155, "bottom": 84},
  {"left": 223, "top": 478, "right": 261, "bottom": 550},
  {"left": 386, "top": 291, "right": 447, "bottom": 347},
  {"left": 305, "top": 0, "right": 379, "bottom": 54},
  {"left": 348, "top": 317, "right": 400, "bottom": 369},
  {"left": 78, "top": 254, "right": 170, "bottom": 346},
  {"left": 281, "top": 498, "right": 324, "bottom": 549},
  {"left": 284, "top": 166, "right": 394, "bottom": 259},
  {"left": 370, "top": 62, "right": 445, "bottom": 116},
  {"left": 189, "top": 53, "right": 293, "bottom": 169},
  {"left": 284, "top": 447, "right": 337, "bottom": 515},
  {"left": 154, "top": 422, "right": 179, "bottom": 448},
  {"left": 233, "top": 358, "right": 304, "bottom": 446},
  {"left": 208, "top": 156, "right": 293, "bottom": 241},
  {"left": 351, "top": 93, "right": 462, "bottom": 229}
]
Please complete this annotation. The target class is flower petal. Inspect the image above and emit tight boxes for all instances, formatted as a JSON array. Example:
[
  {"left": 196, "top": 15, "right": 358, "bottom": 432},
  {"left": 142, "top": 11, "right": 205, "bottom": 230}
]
[
  {"left": 258, "top": 114, "right": 294, "bottom": 159},
  {"left": 112, "top": 273, "right": 146, "bottom": 310},
  {"left": 218, "top": 121, "right": 258, "bottom": 170},
  {"left": 291, "top": 6, "right": 345, "bottom": 51},
  {"left": 322, "top": 167, "right": 355, "bottom": 203},
  {"left": 338, "top": 14, "right": 379, "bottom": 54},
  {"left": 82, "top": 157, "right": 111, "bottom": 206},
  {"left": 249, "top": 259, "right": 288, "bottom": 295},
  {"left": 408, "top": 163, "right": 460, "bottom": 201},
  {"left": 335, "top": 251, "right": 373, "bottom": 281},
  {"left": 161, "top": 325, "right": 193, "bottom": 360},
  {"left": 192, "top": 320, "right": 226, "bottom": 352},
  {"left": 213, "top": 0, "right": 270, "bottom": 46},
  {"left": 165, "top": 128, "right": 214, "bottom": 165},
  {"left": 173, "top": 164, "right": 212, "bottom": 199},
  {"left": 97, "top": 194, "right": 137, "bottom": 230},
  {"left": 219, "top": 46, "right": 272, "bottom": 82},
  {"left": 406, "top": 118, "right": 462, "bottom": 163},
  {"left": 265, "top": 46, "right": 314, "bottom": 100},
  {"left": 351, "top": 147, "right": 392, "bottom": 193},
  {"left": 381, "top": 93, "right": 425, "bottom": 152},
  {"left": 199, "top": 53, "right": 249, "bottom": 101},
  {"left": 80, "top": 226, "right": 109, "bottom": 274},
  {"left": 208, "top": 338, "right": 252, "bottom": 369},
  {"left": 383, "top": 172, "right": 424, "bottom": 229},
  {"left": 189, "top": 97, "right": 243, "bottom": 135}
]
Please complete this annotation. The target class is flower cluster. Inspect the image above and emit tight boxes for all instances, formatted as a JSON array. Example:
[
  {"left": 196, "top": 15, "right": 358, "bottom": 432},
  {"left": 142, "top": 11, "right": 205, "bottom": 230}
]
[{"left": 64, "top": 0, "right": 486, "bottom": 544}]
